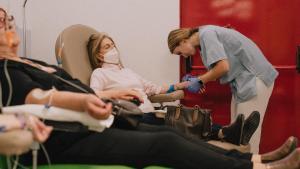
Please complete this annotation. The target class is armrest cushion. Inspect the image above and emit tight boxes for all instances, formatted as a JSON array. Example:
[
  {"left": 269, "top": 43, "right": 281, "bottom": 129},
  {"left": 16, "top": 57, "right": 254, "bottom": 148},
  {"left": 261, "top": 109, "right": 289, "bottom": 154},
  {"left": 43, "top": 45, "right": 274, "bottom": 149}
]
[{"left": 149, "top": 90, "right": 184, "bottom": 103}]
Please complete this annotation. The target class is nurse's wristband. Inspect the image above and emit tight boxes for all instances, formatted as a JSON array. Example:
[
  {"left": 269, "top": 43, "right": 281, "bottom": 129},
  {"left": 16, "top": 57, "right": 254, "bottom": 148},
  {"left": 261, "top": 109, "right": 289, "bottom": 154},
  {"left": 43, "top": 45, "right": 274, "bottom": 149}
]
[{"left": 167, "top": 84, "right": 176, "bottom": 93}]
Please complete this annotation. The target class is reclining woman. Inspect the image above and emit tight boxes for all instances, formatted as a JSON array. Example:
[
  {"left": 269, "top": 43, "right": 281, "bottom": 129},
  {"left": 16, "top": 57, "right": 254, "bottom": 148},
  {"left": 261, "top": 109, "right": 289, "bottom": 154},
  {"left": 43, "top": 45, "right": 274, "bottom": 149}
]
[
  {"left": 0, "top": 12, "right": 300, "bottom": 169},
  {"left": 87, "top": 32, "right": 259, "bottom": 146},
  {"left": 0, "top": 7, "right": 52, "bottom": 156}
]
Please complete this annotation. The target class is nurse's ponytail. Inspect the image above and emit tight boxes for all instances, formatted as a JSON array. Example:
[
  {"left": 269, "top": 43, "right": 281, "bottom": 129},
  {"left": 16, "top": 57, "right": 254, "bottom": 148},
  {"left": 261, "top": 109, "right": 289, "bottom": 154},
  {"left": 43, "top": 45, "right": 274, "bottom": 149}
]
[{"left": 167, "top": 27, "right": 198, "bottom": 53}]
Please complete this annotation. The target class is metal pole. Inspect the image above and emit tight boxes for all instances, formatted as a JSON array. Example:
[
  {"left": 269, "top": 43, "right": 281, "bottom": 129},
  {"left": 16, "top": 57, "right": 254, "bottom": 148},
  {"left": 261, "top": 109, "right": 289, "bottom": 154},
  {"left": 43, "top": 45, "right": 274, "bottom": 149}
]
[{"left": 23, "top": 0, "right": 28, "bottom": 58}]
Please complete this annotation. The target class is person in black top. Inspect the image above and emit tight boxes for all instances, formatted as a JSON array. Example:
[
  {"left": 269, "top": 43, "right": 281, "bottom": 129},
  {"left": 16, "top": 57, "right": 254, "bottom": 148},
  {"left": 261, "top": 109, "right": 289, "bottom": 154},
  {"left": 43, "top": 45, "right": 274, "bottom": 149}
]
[
  {"left": 0, "top": 12, "right": 300, "bottom": 169},
  {"left": 0, "top": 7, "right": 52, "bottom": 152}
]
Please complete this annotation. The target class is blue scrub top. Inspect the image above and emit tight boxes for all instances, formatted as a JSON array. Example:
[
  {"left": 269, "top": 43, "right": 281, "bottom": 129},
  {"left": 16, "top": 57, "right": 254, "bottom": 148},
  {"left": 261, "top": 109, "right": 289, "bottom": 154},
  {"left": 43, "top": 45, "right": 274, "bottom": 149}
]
[{"left": 198, "top": 25, "right": 278, "bottom": 103}]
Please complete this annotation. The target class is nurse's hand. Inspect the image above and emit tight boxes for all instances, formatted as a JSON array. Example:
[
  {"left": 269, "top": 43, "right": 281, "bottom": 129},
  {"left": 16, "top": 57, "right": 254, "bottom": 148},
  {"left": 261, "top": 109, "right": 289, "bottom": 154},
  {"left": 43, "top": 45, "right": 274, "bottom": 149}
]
[
  {"left": 186, "top": 77, "right": 205, "bottom": 94},
  {"left": 199, "top": 87, "right": 206, "bottom": 94},
  {"left": 182, "top": 74, "right": 197, "bottom": 82},
  {"left": 83, "top": 94, "right": 112, "bottom": 120}
]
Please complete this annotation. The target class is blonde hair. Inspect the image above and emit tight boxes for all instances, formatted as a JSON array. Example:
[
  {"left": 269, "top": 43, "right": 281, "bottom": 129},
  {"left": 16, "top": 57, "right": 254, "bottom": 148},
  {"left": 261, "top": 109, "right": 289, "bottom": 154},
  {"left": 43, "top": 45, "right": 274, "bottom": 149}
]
[
  {"left": 87, "top": 33, "right": 115, "bottom": 70},
  {"left": 0, "top": 7, "right": 7, "bottom": 18},
  {"left": 167, "top": 28, "right": 198, "bottom": 53},
  {"left": 0, "top": 7, "right": 8, "bottom": 30}
]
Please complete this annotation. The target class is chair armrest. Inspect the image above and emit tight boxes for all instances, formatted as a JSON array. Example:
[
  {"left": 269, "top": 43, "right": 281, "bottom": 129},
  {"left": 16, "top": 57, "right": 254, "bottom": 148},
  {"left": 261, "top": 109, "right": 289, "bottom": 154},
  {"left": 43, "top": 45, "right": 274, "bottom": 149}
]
[{"left": 148, "top": 90, "right": 184, "bottom": 103}]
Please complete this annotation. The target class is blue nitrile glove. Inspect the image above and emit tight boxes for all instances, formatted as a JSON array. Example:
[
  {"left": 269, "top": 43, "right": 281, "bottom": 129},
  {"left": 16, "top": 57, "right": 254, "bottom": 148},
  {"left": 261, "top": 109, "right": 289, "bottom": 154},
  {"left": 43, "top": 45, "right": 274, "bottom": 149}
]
[
  {"left": 182, "top": 74, "right": 197, "bottom": 82},
  {"left": 187, "top": 77, "right": 205, "bottom": 93}
]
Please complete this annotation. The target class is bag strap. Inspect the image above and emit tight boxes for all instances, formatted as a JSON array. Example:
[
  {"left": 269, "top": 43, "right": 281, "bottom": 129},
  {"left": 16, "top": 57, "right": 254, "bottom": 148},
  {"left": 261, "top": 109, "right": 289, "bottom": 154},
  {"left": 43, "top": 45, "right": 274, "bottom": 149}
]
[
  {"left": 174, "top": 104, "right": 201, "bottom": 122},
  {"left": 175, "top": 104, "right": 182, "bottom": 120},
  {"left": 192, "top": 105, "right": 200, "bottom": 123}
]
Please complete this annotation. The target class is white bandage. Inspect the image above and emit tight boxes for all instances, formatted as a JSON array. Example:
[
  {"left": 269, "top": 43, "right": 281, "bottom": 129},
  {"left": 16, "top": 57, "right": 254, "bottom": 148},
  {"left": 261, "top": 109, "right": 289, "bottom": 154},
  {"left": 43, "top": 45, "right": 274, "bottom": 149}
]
[{"left": 2, "top": 104, "right": 114, "bottom": 132}]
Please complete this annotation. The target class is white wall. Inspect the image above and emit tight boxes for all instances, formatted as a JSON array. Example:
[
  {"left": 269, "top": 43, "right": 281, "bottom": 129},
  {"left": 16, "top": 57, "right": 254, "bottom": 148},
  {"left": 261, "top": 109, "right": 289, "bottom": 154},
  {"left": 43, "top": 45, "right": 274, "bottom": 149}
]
[{"left": 0, "top": 0, "right": 180, "bottom": 86}]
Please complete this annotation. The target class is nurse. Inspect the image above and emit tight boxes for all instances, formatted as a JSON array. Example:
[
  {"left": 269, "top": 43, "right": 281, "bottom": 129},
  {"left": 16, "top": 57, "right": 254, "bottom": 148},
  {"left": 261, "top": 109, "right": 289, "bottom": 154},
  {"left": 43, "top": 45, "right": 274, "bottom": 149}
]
[{"left": 167, "top": 25, "right": 278, "bottom": 153}]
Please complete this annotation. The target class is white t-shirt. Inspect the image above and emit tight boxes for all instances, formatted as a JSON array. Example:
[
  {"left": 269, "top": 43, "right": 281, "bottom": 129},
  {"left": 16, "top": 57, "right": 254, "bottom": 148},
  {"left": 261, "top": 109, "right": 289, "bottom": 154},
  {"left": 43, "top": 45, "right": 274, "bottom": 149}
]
[{"left": 90, "top": 64, "right": 162, "bottom": 113}]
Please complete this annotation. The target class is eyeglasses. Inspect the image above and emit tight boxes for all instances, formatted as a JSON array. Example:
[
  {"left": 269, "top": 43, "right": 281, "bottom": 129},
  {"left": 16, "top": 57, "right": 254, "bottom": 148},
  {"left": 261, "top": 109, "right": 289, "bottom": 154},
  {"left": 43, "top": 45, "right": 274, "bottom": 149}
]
[
  {"left": 0, "top": 15, "right": 14, "bottom": 26},
  {"left": 3, "top": 15, "right": 15, "bottom": 30},
  {"left": 0, "top": 17, "right": 5, "bottom": 23},
  {"left": 101, "top": 42, "right": 115, "bottom": 50}
]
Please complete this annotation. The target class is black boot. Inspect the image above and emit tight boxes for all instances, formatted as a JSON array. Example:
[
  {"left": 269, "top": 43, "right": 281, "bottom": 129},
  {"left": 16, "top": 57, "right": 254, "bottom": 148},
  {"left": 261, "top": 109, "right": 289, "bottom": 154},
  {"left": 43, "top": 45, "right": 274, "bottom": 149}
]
[
  {"left": 222, "top": 114, "right": 245, "bottom": 145},
  {"left": 241, "top": 111, "right": 260, "bottom": 145}
]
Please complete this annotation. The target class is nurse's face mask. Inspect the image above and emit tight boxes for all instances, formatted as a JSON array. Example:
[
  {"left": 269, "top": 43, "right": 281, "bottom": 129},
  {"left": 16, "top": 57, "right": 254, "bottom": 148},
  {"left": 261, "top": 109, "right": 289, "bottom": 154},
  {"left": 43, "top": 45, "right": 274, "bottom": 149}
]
[{"left": 98, "top": 37, "right": 121, "bottom": 65}]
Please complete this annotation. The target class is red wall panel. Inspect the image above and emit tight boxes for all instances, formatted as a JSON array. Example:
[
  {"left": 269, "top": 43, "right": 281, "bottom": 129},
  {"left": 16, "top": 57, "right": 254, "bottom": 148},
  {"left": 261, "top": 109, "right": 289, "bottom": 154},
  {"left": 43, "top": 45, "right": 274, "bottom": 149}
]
[{"left": 180, "top": 0, "right": 300, "bottom": 153}]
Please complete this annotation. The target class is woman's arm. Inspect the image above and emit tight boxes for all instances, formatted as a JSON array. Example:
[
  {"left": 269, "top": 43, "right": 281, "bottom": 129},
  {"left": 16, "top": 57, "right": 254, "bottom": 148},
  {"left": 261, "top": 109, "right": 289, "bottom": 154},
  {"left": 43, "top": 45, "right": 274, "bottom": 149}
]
[
  {"left": 159, "top": 81, "right": 189, "bottom": 94},
  {"left": 198, "top": 59, "right": 229, "bottom": 84},
  {"left": 96, "top": 89, "right": 144, "bottom": 103},
  {"left": 26, "top": 89, "right": 87, "bottom": 112},
  {"left": 25, "top": 89, "right": 112, "bottom": 120},
  {"left": 90, "top": 69, "right": 144, "bottom": 102},
  {"left": 129, "top": 69, "right": 188, "bottom": 95}
]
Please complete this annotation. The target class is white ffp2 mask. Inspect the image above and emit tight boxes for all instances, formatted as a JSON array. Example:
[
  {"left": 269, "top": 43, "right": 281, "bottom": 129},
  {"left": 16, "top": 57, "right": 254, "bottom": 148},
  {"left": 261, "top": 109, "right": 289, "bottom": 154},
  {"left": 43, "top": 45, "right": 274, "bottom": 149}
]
[{"left": 103, "top": 47, "right": 120, "bottom": 64}]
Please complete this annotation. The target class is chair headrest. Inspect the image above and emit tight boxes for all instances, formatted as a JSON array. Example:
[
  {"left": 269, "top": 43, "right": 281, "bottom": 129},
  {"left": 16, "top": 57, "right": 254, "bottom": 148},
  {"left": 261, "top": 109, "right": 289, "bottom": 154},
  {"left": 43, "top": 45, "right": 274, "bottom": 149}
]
[{"left": 55, "top": 24, "right": 99, "bottom": 85}]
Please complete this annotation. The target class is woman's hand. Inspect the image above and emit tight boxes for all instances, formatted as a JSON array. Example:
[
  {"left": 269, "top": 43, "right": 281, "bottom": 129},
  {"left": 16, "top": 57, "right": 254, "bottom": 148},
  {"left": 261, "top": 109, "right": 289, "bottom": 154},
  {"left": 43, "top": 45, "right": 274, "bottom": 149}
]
[
  {"left": 82, "top": 94, "right": 113, "bottom": 120},
  {"left": 175, "top": 81, "right": 190, "bottom": 90},
  {"left": 185, "top": 77, "right": 206, "bottom": 94},
  {"left": 96, "top": 89, "right": 144, "bottom": 103},
  {"left": 26, "top": 116, "right": 53, "bottom": 143},
  {"left": 176, "top": 79, "right": 206, "bottom": 94}
]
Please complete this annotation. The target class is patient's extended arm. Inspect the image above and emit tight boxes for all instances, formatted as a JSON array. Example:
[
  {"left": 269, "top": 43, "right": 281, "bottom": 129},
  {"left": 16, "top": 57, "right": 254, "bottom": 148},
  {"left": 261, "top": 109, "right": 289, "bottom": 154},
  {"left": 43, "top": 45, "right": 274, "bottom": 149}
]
[
  {"left": 129, "top": 70, "right": 189, "bottom": 95},
  {"left": 90, "top": 68, "right": 187, "bottom": 98},
  {"left": 95, "top": 89, "right": 144, "bottom": 103},
  {"left": 25, "top": 88, "right": 112, "bottom": 120},
  {"left": 159, "top": 81, "right": 189, "bottom": 94}
]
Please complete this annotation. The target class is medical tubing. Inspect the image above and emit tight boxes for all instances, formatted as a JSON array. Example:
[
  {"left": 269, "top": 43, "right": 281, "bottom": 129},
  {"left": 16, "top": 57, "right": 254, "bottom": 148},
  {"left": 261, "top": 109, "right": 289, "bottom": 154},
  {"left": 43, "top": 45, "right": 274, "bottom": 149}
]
[
  {"left": 31, "top": 142, "right": 39, "bottom": 169},
  {"left": 12, "top": 155, "right": 18, "bottom": 169},
  {"left": 7, "top": 156, "right": 12, "bottom": 169},
  {"left": 4, "top": 59, "right": 13, "bottom": 106},
  {"left": 53, "top": 74, "right": 89, "bottom": 93},
  {"left": 0, "top": 78, "right": 2, "bottom": 108},
  {"left": 41, "top": 143, "right": 52, "bottom": 168},
  {"left": 8, "top": 156, "right": 30, "bottom": 169}
]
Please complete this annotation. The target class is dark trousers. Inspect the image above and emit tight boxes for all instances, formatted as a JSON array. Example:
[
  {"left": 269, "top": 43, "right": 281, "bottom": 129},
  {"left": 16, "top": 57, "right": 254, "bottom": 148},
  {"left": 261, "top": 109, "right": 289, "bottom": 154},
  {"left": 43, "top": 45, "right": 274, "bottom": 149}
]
[{"left": 21, "top": 119, "right": 253, "bottom": 169}]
